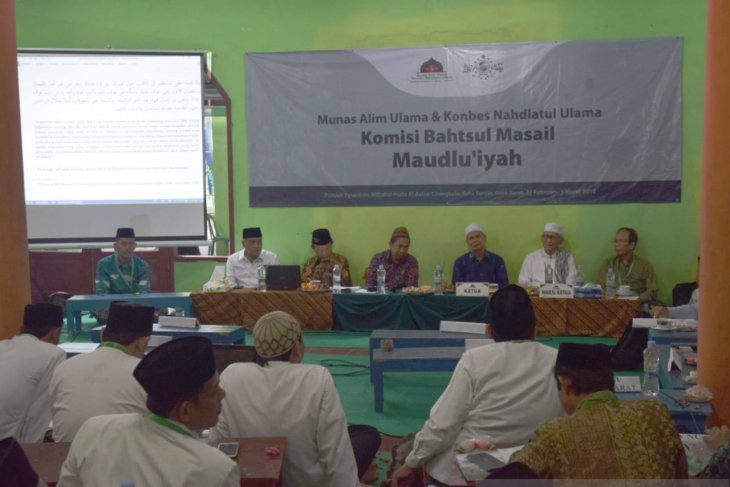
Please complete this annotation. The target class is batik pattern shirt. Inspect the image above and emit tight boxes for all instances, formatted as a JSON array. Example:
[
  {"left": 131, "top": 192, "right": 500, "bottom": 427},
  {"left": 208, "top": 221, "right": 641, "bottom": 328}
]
[
  {"left": 95, "top": 254, "right": 150, "bottom": 294},
  {"left": 511, "top": 391, "right": 688, "bottom": 479},
  {"left": 301, "top": 252, "right": 352, "bottom": 287},
  {"left": 365, "top": 251, "right": 418, "bottom": 291}
]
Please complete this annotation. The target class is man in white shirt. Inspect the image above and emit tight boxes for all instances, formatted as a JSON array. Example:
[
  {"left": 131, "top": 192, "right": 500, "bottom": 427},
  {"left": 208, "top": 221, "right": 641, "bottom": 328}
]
[
  {"left": 226, "top": 226, "right": 278, "bottom": 288},
  {"left": 391, "top": 285, "right": 564, "bottom": 487},
  {"left": 211, "top": 311, "right": 379, "bottom": 487},
  {"left": 58, "top": 336, "right": 239, "bottom": 487},
  {"left": 0, "top": 304, "right": 66, "bottom": 442},
  {"left": 50, "top": 302, "right": 153, "bottom": 441},
  {"left": 518, "top": 222, "right": 577, "bottom": 287}
]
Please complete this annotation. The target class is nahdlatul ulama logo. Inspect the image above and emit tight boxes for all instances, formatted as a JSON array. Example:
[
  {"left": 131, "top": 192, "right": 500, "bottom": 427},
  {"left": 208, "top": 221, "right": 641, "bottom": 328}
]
[
  {"left": 463, "top": 54, "right": 504, "bottom": 80},
  {"left": 411, "top": 57, "right": 454, "bottom": 83}
]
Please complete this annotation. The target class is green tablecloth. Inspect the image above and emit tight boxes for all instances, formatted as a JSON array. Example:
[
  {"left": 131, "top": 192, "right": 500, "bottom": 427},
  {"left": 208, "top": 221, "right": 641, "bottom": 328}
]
[{"left": 332, "top": 292, "right": 490, "bottom": 331}]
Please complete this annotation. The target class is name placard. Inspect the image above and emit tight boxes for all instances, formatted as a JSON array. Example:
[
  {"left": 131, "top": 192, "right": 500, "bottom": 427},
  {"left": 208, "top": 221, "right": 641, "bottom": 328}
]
[
  {"left": 539, "top": 283, "right": 574, "bottom": 298},
  {"left": 456, "top": 282, "right": 490, "bottom": 297},
  {"left": 614, "top": 376, "right": 641, "bottom": 393}
]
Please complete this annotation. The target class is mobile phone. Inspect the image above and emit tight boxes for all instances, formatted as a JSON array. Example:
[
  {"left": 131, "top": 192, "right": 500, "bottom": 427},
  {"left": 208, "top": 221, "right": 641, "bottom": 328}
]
[{"left": 217, "top": 442, "right": 239, "bottom": 458}]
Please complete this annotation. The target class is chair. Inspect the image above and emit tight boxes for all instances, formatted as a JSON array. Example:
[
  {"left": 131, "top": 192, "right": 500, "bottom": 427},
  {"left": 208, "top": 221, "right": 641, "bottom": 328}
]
[
  {"left": 672, "top": 281, "right": 698, "bottom": 306},
  {"left": 206, "top": 213, "right": 229, "bottom": 256},
  {"left": 0, "top": 438, "right": 40, "bottom": 487}
]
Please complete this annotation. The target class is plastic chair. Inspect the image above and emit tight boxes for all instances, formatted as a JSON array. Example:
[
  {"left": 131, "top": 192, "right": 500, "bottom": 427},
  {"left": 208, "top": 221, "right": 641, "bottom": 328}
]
[{"left": 672, "top": 281, "right": 698, "bottom": 306}]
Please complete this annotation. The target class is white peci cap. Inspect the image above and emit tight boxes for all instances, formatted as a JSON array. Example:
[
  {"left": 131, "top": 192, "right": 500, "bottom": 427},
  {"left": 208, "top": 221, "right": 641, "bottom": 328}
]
[
  {"left": 543, "top": 222, "right": 563, "bottom": 235},
  {"left": 465, "top": 223, "right": 485, "bottom": 237}
]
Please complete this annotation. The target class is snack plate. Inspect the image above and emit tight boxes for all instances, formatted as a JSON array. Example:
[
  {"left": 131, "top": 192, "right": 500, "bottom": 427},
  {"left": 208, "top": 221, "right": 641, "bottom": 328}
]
[{"left": 684, "top": 396, "right": 712, "bottom": 403}]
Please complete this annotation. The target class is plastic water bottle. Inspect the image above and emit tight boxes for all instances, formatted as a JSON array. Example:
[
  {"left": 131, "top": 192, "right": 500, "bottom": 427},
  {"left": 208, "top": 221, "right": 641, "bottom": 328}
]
[
  {"left": 257, "top": 265, "right": 267, "bottom": 292},
  {"left": 544, "top": 264, "right": 554, "bottom": 284},
  {"left": 605, "top": 267, "right": 617, "bottom": 298},
  {"left": 433, "top": 264, "right": 443, "bottom": 295},
  {"left": 642, "top": 340, "right": 660, "bottom": 397},
  {"left": 376, "top": 264, "right": 386, "bottom": 294},
  {"left": 575, "top": 264, "right": 585, "bottom": 287},
  {"left": 332, "top": 264, "right": 341, "bottom": 293}
]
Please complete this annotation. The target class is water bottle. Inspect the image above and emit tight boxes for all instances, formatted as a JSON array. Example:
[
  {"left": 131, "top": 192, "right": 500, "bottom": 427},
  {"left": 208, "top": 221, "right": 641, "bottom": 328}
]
[
  {"left": 605, "top": 268, "right": 617, "bottom": 298},
  {"left": 257, "top": 264, "right": 267, "bottom": 292},
  {"left": 332, "top": 264, "right": 341, "bottom": 293},
  {"left": 376, "top": 264, "right": 386, "bottom": 294},
  {"left": 433, "top": 264, "right": 443, "bottom": 295},
  {"left": 642, "top": 340, "right": 660, "bottom": 397},
  {"left": 544, "top": 264, "right": 554, "bottom": 284},
  {"left": 575, "top": 264, "right": 585, "bottom": 287}
]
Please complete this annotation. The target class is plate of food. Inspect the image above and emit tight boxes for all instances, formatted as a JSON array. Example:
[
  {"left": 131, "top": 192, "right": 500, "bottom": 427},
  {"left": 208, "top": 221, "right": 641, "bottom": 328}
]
[{"left": 684, "top": 385, "right": 713, "bottom": 403}]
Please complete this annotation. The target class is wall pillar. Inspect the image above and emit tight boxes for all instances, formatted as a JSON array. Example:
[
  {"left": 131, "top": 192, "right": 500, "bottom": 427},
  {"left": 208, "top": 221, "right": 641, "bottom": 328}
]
[
  {"left": 0, "top": 0, "right": 31, "bottom": 339},
  {"left": 698, "top": 0, "right": 730, "bottom": 427}
]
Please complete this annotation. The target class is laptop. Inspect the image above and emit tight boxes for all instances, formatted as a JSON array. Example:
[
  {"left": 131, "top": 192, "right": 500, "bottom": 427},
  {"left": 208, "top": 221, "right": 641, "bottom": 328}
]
[{"left": 265, "top": 265, "right": 302, "bottom": 291}]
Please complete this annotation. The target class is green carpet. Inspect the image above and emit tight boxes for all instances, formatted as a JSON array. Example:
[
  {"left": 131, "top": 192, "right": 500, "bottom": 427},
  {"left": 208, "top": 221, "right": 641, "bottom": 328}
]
[{"left": 62, "top": 318, "right": 623, "bottom": 437}]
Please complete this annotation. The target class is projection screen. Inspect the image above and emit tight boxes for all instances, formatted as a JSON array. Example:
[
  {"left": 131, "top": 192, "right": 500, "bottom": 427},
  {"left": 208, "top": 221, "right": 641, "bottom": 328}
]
[{"left": 17, "top": 49, "right": 208, "bottom": 246}]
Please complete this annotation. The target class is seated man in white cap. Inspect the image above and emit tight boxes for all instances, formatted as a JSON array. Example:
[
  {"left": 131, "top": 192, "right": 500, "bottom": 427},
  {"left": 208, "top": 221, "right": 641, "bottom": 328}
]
[
  {"left": 211, "top": 311, "right": 380, "bottom": 487},
  {"left": 58, "top": 336, "right": 239, "bottom": 486},
  {"left": 0, "top": 304, "right": 66, "bottom": 442},
  {"left": 50, "top": 302, "right": 152, "bottom": 441},
  {"left": 452, "top": 223, "right": 509, "bottom": 287},
  {"left": 518, "top": 222, "right": 577, "bottom": 287}
]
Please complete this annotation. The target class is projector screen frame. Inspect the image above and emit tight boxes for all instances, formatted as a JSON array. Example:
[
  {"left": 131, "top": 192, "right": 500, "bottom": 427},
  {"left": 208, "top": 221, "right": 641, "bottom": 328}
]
[{"left": 18, "top": 48, "right": 212, "bottom": 247}]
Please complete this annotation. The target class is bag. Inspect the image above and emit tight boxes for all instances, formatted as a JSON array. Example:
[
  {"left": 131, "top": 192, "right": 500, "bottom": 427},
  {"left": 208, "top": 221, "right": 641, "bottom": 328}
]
[{"left": 610, "top": 324, "right": 648, "bottom": 371}]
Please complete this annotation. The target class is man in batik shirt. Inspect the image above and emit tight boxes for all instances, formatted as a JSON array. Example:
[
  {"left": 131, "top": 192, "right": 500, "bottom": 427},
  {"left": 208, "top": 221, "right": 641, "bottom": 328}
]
[
  {"left": 301, "top": 228, "right": 352, "bottom": 288},
  {"left": 365, "top": 226, "right": 418, "bottom": 291},
  {"left": 509, "top": 343, "right": 687, "bottom": 479},
  {"left": 95, "top": 227, "right": 150, "bottom": 294}
]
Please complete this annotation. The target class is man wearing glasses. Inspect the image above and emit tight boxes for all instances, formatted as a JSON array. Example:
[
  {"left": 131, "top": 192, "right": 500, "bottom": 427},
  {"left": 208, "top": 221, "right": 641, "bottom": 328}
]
[{"left": 518, "top": 222, "right": 577, "bottom": 288}]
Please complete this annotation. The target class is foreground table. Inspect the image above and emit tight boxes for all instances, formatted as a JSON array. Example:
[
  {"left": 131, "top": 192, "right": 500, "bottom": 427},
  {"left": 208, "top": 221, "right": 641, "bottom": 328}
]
[
  {"left": 65, "top": 292, "right": 192, "bottom": 335},
  {"left": 22, "top": 437, "right": 286, "bottom": 487},
  {"left": 191, "top": 289, "right": 332, "bottom": 330}
]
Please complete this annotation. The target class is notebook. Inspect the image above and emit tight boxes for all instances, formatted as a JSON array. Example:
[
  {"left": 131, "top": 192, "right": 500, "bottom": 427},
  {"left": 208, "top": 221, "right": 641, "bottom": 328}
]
[{"left": 265, "top": 265, "right": 302, "bottom": 290}]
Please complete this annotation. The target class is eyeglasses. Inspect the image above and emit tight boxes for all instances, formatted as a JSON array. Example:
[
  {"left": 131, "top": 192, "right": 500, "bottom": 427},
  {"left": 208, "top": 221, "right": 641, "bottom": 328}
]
[{"left": 542, "top": 234, "right": 561, "bottom": 240}]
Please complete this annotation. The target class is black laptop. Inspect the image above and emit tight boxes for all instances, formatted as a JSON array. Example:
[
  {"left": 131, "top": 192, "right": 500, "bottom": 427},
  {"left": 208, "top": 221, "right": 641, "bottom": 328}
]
[{"left": 265, "top": 265, "right": 302, "bottom": 290}]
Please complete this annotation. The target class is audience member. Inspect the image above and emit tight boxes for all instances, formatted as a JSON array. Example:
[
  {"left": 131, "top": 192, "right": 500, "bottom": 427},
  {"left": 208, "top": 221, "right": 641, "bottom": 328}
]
[
  {"left": 365, "top": 226, "right": 418, "bottom": 291},
  {"left": 226, "top": 227, "right": 278, "bottom": 288},
  {"left": 391, "top": 285, "right": 563, "bottom": 486},
  {"left": 510, "top": 343, "right": 687, "bottom": 478},
  {"left": 95, "top": 227, "right": 150, "bottom": 294},
  {"left": 598, "top": 227, "right": 657, "bottom": 302},
  {"left": 452, "top": 223, "right": 509, "bottom": 287},
  {"left": 51, "top": 302, "right": 152, "bottom": 441},
  {"left": 211, "top": 311, "right": 380, "bottom": 487},
  {"left": 302, "top": 228, "right": 352, "bottom": 287},
  {"left": 518, "top": 222, "right": 576, "bottom": 286},
  {"left": 58, "top": 336, "right": 238, "bottom": 486},
  {"left": 0, "top": 304, "right": 66, "bottom": 442}
]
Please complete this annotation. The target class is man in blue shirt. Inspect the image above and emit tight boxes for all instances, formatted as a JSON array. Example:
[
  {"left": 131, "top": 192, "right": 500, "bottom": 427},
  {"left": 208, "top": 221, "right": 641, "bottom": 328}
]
[
  {"left": 95, "top": 227, "right": 150, "bottom": 294},
  {"left": 452, "top": 223, "right": 509, "bottom": 287}
]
